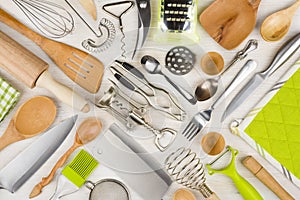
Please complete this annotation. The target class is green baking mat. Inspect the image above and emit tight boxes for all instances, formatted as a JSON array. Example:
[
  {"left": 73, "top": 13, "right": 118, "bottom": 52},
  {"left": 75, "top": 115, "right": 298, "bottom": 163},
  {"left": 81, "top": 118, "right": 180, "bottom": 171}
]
[{"left": 245, "top": 69, "right": 300, "bottom": 179}]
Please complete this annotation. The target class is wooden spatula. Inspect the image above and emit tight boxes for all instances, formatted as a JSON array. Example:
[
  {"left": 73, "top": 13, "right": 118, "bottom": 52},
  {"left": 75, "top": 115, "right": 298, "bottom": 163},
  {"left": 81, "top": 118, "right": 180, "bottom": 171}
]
[
  {"left": 0, "top": 8, "right": 104, "bottom": 93},
  {"left": 0, "top": 30, "right": 89, "bottom": 112},
  {"left": 199, "top": 0, "right": 261, "bottom": 50}
]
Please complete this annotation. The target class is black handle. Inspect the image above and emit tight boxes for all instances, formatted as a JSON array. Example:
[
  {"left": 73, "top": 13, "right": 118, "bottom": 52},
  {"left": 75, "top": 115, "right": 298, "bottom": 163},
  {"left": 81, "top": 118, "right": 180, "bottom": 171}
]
[
  {"left": 114, "top": 73, "right": 135, "bottom": 91},
  {"left": 115, "top": 60, "right": 145, "bottom": 80}
]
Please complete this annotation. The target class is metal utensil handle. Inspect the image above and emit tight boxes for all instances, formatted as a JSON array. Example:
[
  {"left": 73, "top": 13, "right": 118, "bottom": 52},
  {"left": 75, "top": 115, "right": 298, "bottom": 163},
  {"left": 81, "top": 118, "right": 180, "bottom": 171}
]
[
  {"left": 262, "top": 32, "right": 300, "bottom": 77},
  {"left": 221, "top": 39, "right": 258, "bottom": 76},
  {"left": 211, "top": 60, "right": 257, "bottom": 110},
  {"left": 115, "top": 60, "right": 145, "bottom": 80},
  {"left": 163, "top": 75, "right": 197, "bottom": 104}
]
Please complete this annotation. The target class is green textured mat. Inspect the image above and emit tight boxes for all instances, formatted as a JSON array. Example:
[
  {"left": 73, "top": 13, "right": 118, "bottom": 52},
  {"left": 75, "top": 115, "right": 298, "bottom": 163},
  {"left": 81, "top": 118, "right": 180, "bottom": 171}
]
[{"left": 245, "top": 69, "right": 300, "bottom": 179}]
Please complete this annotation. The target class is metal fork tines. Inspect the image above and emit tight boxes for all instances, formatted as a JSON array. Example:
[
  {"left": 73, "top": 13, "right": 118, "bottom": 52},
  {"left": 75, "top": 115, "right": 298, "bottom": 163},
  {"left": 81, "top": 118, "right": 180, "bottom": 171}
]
[{"left": 182, "top": 109, "right": 212, "bottom": 141}]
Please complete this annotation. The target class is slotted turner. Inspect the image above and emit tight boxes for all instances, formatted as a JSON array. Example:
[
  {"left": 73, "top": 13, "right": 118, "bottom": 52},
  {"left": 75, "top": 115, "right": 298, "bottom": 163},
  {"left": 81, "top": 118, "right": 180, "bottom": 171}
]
[
  {"left": 182, "top": 60, "right": 257, "bottom": 141},
  {"left": 0, "top": 8, "right": 104, "bottom": 93}
]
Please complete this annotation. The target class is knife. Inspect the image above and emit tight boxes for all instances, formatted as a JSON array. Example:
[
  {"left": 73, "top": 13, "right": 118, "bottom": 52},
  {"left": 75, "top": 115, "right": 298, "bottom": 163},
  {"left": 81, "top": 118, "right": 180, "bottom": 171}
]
[
  {"left": 132, "top": 0, "right": 151, "bottom": 59},
  {"left": 221, "top": 33, "right": 300, "bottom": 122},
  {"left": 0, "top": 115, "right": 77, "bottom": 193}
]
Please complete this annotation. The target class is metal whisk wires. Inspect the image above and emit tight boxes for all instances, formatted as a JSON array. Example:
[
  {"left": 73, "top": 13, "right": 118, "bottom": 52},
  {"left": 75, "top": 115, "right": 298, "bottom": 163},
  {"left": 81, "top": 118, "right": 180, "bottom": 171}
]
[
  {"left": 165, "top": 148, "right": 219, "bottom": 199},
  {"left": 12, "top": 0, "right": 74, "bottom": 38}
]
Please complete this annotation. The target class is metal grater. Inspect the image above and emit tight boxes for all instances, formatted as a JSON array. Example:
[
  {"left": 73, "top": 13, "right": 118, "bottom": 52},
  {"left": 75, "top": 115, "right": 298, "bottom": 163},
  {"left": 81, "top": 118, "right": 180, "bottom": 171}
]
[{"left": 160, "top": 0, "right": 195, "bottom": 31}]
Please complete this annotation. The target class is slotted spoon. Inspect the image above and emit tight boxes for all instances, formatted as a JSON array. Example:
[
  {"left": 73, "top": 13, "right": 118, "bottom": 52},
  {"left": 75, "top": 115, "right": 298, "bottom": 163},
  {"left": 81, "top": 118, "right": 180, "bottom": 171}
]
[{"left": 0, "top": 8, "right": 104, "bottom": 93}]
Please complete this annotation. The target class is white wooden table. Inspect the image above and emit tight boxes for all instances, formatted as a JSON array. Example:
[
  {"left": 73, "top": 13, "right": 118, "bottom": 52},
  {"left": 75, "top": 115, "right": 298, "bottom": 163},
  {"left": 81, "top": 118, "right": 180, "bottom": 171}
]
[{"left": 0, "top": 0, "right": 300, "bottom": 199}]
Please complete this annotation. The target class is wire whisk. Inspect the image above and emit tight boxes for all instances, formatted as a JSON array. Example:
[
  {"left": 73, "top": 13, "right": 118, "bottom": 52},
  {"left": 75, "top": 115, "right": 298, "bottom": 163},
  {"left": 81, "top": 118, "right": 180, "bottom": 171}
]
[
  {"left": 12, "top": 0, "right": 74, "bottom": 38},
  {"left": 165, "top": 148, "right": 220, "bottom": 199}
]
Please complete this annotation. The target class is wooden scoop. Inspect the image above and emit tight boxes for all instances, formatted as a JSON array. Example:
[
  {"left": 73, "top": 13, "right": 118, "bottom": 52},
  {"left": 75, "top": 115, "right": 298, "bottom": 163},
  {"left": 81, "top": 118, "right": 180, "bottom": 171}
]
[
  {"left": 261, "top": 1, "right": 300, "bottom": 42},
  {"left": 0, "top": 8, "right": 104, "bottom": 93},
  {"left": 0, "top": 96, "right": 56, "bottom": 150},
  {"left": 0, "top": 30, "right": 89, "bottom": 112},
  {"left": 199, "top": 0, "right": 261, "bottom": 50},
  {"left": 29, "top": 117, "right": 102, "bottom": 198},
  {"left": 173, "top": 189, "right": 196, "bottom": 200}
]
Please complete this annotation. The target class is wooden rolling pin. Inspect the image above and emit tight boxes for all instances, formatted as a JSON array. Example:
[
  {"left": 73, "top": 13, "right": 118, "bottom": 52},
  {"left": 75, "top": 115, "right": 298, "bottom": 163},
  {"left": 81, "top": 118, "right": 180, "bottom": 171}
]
[
  {"left": 0, "top": 30, "right": 89, "bottom": 112},
  {"left": 242, "top": 156, "right": 294, "bottom": 200}
]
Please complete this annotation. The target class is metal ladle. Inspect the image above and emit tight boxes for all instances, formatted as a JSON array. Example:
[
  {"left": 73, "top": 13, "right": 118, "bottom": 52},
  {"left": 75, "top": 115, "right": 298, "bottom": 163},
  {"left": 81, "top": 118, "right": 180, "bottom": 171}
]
[{"left": 195, "top": 39, "right": 258, "bottom": 101}]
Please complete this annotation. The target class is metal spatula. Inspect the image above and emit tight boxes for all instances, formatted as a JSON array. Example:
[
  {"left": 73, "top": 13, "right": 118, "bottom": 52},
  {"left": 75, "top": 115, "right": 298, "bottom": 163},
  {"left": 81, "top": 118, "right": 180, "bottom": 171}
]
[
  {"left": 0, "top": 8, "right": 104, "bottom": 93},
  {"left": 182, "top": 60, "right": 257, "bottom": 141}
]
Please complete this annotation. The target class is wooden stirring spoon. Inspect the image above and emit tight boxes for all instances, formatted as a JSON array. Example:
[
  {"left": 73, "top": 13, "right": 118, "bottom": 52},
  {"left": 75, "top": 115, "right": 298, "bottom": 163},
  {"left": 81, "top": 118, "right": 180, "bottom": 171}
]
[
  {"left": 173, "top": 189, "right": 196, "bottom": 200},
  {"left": 29, "top": 117, "right": 102, "bottom": 198},
  {"left": 261, "top": 1, "right": 300, "bottom": 42},
  {"left": 0, "top": 96, "right": 56, "bottom": 151}
]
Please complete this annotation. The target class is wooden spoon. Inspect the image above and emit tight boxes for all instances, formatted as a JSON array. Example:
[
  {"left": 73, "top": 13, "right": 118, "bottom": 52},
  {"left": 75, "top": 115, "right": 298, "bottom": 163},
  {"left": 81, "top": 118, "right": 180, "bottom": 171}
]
[
  {"left": 261, "top": 1, "right": 300, "bottom": 42},
  {"left": 0, "top": 96, "right": 56, "bottom": 150},
  {"left": 173, "top": 189, "right": 196, "bottom": 200},
  {"left": 29, "top": 117, "right": 102, "bottom": 198}
]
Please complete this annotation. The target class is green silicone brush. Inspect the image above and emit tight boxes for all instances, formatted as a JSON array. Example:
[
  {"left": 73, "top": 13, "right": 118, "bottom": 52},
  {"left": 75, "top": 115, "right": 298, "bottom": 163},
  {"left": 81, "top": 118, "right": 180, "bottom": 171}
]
[{"left": 50, "top": 149, "right": 98, "bottom": 200}]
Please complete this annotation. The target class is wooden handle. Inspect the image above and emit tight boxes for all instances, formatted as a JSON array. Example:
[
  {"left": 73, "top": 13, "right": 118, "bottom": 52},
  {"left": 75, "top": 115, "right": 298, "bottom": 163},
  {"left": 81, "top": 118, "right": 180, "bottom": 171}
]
[
  {"left": 29, "top": 142, "right": 82, "bottom": 198},
  {"left": 0, "top": 120, "right": 24, "bottom": 150},
  {"left": 36, "top": 71, "right": 90, "bottom": 112},
  {"left": 205, "top": 193, "right": 220, "bottom": 200},
  {"left": 0, "top": 30, "right": 48, "bottom": 88},
  {"left": 0, "top": 8, "right": 43, "bottom": 45},
  {"left": 242, "top": 156, "right": 294, "bottom": 200},
  {"left": 249, "top": 0, "right": 262, "bottom": 11}
]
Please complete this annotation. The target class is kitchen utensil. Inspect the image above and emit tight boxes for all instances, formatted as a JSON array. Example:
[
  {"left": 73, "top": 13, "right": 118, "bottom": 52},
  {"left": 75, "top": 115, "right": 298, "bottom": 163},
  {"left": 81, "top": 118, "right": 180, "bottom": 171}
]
[
  {"left": 141, "top": 55, "right": 197, "bottom": 104},
  {"left": 30, "top": 117, "right": 102, "bottom": 198},
  {"left": 0, "top": 77, "right": 20, "bottom": 122},
  {"left": 50, "top": 149, "right": 99, "bottom": 200},
  {"left": 173, "top": 188, "right": 196, "bottom": 200},
  {"left": 165, "top": 46, "right": 195, "bottom": 75},
  {"left": 132, "top": 0, "right": 151, "bottom": 59},
  {"left": 261, "top": 1, "right": 300, "bottom": 42},
  {"left": 182, "top": 60, "right": 257, "bottom": 141},
  {"left": 199, "top": 0, "right": 261, "bottom": 50},
  {"left": 200, "top": 52, "right": 224, "bottom": 76},
  {"left": 0, "top": 8, "right": 104, "bottom": 94},
  {"left": 102, "top": 1, "right": 134, "bottom": 59},
  {"left": 110, "top": 64, "right": 185, "bottom": 121},
  {"left": 165, "top": 147, "right": 220, "bottom": 200},
  {"left": 12, "top": 0, "right": 74, "bottom": 38},
  {"left": 81, "top": 18, "right": 116, "bottom": 53},
  {"left": 97, "top": 85, "right": 176, "bottom": 151},
  {"left": 201, "top": 132, "right": 225, "bottom": 156},
  {"left": 0, "top": 96, "right": 56, "bottom": 151},
  {"left": 156, "top": 0, "right": 198, "bottom": 43},
  {"left": 80, "top": 0, "right": 97, "bottom": 20},
  {"left": 221, "top": 32, "right": 300, "bottom": 121},
  {"left": 196, "top": 39, "right": 258, "bottom": 101},
  {"left": 108, "top": 123, "right": 173, "bottom": 186},
  {"left": 0, "top": 115, "right": 77, "bottom": 193},
  {"left": 0, "top": 30, "right": 89, "bottom": 112},
  {"left": 206, "top": 146, "right": 263, "bottom": 200},
  {"left": 242, "top": 156, "right": 294, "bottom": 200},
  {"left": 94, "top": 123, "right": 171, "bottom": 199},
  {"left": 85, "top": 179, "right": 130, "bottom": 200}
]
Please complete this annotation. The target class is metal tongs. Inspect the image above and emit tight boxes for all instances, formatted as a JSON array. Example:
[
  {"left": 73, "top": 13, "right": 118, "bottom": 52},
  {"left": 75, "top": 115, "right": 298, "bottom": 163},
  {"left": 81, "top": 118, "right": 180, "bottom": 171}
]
[{"left": 110, "top": 61, "right": 186, "bottom": 121}]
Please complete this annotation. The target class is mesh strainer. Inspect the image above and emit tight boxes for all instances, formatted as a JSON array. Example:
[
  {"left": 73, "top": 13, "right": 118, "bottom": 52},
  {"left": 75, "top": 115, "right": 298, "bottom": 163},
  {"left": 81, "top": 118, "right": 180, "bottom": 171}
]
[{"left": 85, "top": 179, "right": 130, "bottom": 200}]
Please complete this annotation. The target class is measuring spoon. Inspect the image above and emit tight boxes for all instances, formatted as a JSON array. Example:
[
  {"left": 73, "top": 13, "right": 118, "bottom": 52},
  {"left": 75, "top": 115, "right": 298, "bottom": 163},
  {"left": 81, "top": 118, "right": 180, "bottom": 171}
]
[
  {"left": 0, "top": 96, "right": 56, "bottom": 150},
  {"left": 261, "top": 1, "right": 300, "bottom": 42},
  {"left": 195, "top": 40, "right": 258, "bottom": 101},
  {"left": 141, "top": 55, "right": 197, "bottom": 104}
]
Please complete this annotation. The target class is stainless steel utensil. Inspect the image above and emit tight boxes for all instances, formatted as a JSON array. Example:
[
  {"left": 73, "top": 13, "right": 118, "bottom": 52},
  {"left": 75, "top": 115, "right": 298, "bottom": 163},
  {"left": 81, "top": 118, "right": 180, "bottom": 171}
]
[
  {"left": 97, "top": 84, "right": 177, "bottom": 151},
  {"left": 195, "top": 39, "right": 258, "bottom": 101},
  {"left": 110, "top": 65, "right": 185, "bottom": 121},
  {"left": 141, "top": 55, "right": 197, "bottom": 105},
  {"left": 85, "top": 179, "right": 130, "bottom": 200},
  {"left": 12, "top": 0, "right": 74, "bottom": 38},
  {"left": 221, "top": 32, "right": 300, "bottom": 121},
  {"left": 165, "top": 147, "right": 220, "bottom": 200},
  {"left": 182, "top": 60, "right": 257, "bottom": 141},
  {"left": 132, "top": 0, "right": 151, "bottom": 59},
  {"left": 0, "top": 115, "right": 77, "bottom": 193}
]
